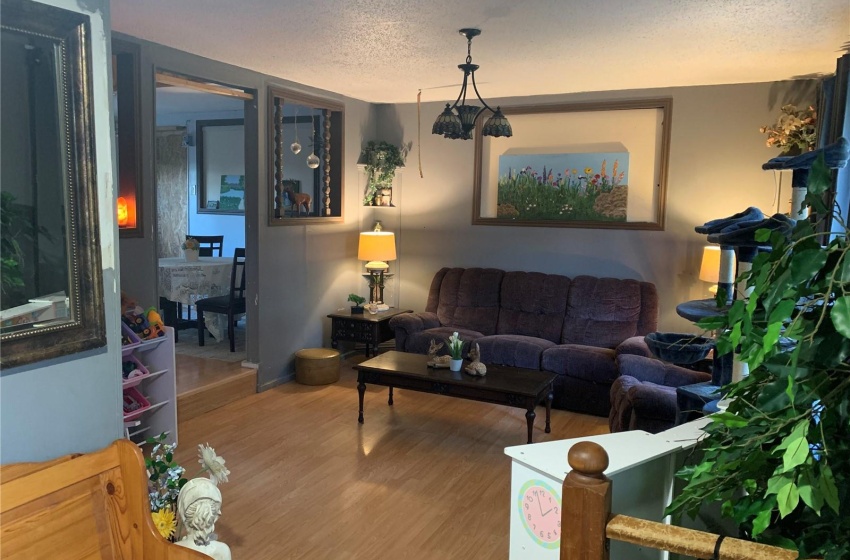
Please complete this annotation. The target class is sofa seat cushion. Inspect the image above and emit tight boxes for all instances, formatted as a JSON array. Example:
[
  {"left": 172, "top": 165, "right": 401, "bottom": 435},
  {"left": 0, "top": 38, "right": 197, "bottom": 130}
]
[
  {"left": 542, "top": 344, "right": 618, "bottom": 384},
  {"left": 475, "top": 335, "right": 556, "bottom": 370},
  {"left": 405, "top": 326, "right": 485, "bottom": 356}
]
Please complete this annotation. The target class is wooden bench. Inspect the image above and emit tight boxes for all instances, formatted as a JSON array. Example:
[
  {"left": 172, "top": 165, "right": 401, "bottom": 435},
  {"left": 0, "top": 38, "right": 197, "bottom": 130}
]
[{"left": 0, "top": 439, "right": 208, "bottom": 559}]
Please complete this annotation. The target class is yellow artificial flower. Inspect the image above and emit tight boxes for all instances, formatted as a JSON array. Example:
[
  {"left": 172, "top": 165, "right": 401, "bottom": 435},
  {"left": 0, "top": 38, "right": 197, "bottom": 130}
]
[
  {"left": 584, "top": 167, "right": 593, "bottom": 175},
  {"left": 152, "top": 508, "right": 177, "bottom": 539}
]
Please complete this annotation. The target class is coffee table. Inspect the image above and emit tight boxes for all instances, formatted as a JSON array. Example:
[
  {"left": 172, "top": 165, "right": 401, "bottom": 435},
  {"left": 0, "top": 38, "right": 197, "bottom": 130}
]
[{"left": 353, "top": 351, "right": 556, "bottom": 444}]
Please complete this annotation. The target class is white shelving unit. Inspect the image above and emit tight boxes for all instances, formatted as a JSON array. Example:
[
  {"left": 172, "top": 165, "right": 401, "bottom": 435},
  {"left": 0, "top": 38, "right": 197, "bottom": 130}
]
[{"left": 122, "top": 326, "right": 178, "bottom": 446}]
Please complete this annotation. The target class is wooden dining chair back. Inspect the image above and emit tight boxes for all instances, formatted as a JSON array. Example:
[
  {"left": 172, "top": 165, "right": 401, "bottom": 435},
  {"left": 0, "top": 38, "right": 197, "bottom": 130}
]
[
  {"left": 186, "top": 234, "right": 224, "bottom": 257},
  {"left": 195, "top": 248, "right": 246, "bottom": 352}
]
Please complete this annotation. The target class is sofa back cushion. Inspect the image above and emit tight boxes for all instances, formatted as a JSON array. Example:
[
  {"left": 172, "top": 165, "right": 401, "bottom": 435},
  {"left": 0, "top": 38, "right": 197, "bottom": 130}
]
[
  {"left": 425, "top": 268, "right": 503, "bottom": 335},
  {"left": 496, "top": 271, "right": 571, "bottom": 343},
  {"left": 561, "top": 276, "right": 658, "bottom": 348}
]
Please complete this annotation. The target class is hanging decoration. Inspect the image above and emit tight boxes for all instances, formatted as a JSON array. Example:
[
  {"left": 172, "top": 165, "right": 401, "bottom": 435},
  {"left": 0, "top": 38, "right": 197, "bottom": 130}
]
[
  {"left": 290, "top": 108, "right": 302, "bottom": 154},
  {"left": 306, "top": 111, "right": 320, "bottom": 169}
]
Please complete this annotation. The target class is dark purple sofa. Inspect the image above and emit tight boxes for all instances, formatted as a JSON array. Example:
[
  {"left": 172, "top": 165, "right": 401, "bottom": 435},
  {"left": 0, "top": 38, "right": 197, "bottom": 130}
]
[{"left": 388, "top": 267, "right": 659, "bottom": 416}]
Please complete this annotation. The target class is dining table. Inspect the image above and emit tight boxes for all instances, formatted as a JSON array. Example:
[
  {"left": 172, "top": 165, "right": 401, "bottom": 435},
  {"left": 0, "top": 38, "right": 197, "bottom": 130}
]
[{"left": 158, "top": 256, "right": 232, "bottom": 342}]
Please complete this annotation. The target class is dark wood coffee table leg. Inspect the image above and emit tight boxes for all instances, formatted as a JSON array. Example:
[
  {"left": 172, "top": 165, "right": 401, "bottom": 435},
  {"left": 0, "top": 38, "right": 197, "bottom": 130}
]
[
  {"left": 545, "top": 390, "right": 553, "bottom": 433},
  {"left": 525, "top": 405, "right": 536, "bottom": 444},
  {"left": 388, "top": 386, "right": 394, "bottom": 405},
  {"left": 358, "top": 378, "right": 366, "bottom": 424}
]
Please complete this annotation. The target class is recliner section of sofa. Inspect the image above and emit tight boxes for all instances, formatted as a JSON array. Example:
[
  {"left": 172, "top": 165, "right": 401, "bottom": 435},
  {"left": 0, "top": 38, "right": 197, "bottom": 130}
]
[{"left": 389, "top": 267, "right": 658, "bottom": 416}]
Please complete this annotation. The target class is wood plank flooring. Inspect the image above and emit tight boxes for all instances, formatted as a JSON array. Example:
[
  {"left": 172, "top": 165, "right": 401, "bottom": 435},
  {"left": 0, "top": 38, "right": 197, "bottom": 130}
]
[{"left": 174, "top": 355, "right": 609, "bottom": 559}]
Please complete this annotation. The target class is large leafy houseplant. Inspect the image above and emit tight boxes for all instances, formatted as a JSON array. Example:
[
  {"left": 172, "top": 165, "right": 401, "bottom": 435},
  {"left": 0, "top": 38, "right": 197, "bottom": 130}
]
[
  {"left": 668, "top": 154, "right": 849, "bottom": 559},
  {"left": 361, "top": 141, "right": 407, "bottom": 205}
]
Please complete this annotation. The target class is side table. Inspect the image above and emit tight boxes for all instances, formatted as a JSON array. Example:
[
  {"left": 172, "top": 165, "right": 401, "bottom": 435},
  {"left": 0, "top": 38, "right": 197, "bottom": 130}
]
[
  {"left": 676, "top": 381, "right": 722, "bottom": 425},
  {"left": 327, "top": 308, "right": 413, "bottom": 357}
]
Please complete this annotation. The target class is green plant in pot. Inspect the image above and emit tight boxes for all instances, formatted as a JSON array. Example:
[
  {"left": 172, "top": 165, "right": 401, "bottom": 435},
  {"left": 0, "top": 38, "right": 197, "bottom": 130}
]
[
  {"left": 667, "top": 154, "right": 850, "bottom": 559},
  {"left": 348, "top": 293, "right": 366, "bottom": 314},
  {"left": 360, "top": 141, "right": 408, "bottom": 206}
]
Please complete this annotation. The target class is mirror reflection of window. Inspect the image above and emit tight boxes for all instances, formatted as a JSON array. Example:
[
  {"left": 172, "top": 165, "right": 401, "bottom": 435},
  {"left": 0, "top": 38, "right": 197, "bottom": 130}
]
[
  {"left": 269, "top": 87, "right": 343, "bottom": 224},
  {"left": 0, "top": 28, "right": 70, "bottom": 326}
]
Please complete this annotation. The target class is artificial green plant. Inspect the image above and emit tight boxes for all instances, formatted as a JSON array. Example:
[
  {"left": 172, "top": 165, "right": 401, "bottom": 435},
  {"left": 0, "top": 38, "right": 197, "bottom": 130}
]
[
  {"left": 667, "top": 154, "right": 849, "bottom": 559},
  {"left": 361, "top": 141, "right": 407, "bottom": 205}
]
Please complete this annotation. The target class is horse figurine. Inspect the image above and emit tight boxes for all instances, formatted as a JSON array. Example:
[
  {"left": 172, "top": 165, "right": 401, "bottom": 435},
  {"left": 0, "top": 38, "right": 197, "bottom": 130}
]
[
  {"left": 464, "top": 342, "right": 486, "bottom": 376},
  {"left": 284, "top": 187, "right": 312, "bottom": 216},
  {"left": 426, "top": 339, "right": 451, "bottom": 369}
]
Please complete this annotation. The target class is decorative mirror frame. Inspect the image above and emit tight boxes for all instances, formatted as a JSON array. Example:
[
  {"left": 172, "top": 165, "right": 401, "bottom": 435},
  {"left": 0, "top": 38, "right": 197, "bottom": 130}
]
[
  {"left": 473, "top": 98, "right": 672, "bottom": 230},
  {"left": 0, "top": 0, "right": 106, "bottom": 368},
  {"left": 268, "top": 86, "right": 344, "bottom": 225}
]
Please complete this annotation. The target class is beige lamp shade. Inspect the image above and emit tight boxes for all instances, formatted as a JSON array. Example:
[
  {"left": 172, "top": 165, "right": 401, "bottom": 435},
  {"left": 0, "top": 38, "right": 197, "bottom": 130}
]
[
  {"left": 699, "top": 245, "right": 721, "bottom": 283},
  {"left": 358, "top": 232, "right": 396, "bottom": 270}
]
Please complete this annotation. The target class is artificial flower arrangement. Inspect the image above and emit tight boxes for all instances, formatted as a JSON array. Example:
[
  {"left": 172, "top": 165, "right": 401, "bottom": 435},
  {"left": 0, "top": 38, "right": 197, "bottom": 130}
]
[
  {"left": 181, "top": 237, "right": 200, "bottom": 252},
  {"left": 759, "top": 104, "right": 817, "bottom": 154},
  {"left": 145, "top": 433, "right": 231, "bottom": 540},
  {"left": 446, "top": 331, "right": 463, "bottom": 360}
]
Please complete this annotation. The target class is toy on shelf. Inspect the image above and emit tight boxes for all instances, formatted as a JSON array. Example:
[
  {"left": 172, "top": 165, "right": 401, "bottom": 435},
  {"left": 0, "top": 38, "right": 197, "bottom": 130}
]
[{"left": 144, "top": 307, "right": 166, "bottom": 339}]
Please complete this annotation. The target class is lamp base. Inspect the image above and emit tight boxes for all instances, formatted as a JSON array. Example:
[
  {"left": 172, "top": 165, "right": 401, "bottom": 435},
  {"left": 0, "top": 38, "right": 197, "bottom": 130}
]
[{"left": 368, "top": 270, "right": 385, "bottom": 304}]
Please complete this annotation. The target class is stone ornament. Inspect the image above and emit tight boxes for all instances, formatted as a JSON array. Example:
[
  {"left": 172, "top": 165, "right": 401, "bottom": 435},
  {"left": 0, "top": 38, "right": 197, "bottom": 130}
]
[
  {"left": 464, "top": 343, "right": 487, "bottom": 376},
  {"left": 175, "top": 477, "right": 231, "bottom": 560}
]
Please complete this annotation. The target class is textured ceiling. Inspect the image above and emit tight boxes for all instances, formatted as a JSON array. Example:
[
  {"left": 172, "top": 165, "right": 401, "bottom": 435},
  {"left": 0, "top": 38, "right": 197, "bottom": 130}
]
[{"left": 113, "top": 0, "right": 849, "bottom": 104}]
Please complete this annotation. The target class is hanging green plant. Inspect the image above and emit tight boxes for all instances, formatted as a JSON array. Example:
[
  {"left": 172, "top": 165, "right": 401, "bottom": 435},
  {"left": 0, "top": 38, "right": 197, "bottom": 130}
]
[
  {"left": 361, "top": 141, "right": 408, "bottom": 206},
  {"left": 667, "top": 153, "right": 850, "bottom": 559}
]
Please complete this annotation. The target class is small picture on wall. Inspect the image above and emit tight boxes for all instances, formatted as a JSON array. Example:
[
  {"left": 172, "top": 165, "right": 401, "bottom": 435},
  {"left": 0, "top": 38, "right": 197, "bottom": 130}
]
[
  {"left": 206, "top": 200, "right": 220, "bottom": 209},
  {"left": 496, "top": 152, "right": 630, "bottom": 222},
  {"left": 219, "top": 174, "right": 245, "bottom": 211}
]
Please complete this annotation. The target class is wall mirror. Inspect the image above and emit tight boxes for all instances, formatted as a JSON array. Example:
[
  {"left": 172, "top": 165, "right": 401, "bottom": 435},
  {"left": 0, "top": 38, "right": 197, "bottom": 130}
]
[
  {"left": 473, "top": 98, "right": 672, "bottom": 230},
  {"left": 268, "top": 87, "right": 344, "bottom": 224},
  {"left": 197, "top": 118, "right": 245, "bottom": 214},
  {"left": 0, "top": 0, "right": 106, "bottom": 368}
]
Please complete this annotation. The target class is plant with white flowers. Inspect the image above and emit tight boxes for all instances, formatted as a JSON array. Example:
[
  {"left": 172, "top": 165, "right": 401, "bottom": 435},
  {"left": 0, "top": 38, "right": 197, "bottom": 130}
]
[{"left": 446, "top": 331, "right": 463, "bottom": 360}]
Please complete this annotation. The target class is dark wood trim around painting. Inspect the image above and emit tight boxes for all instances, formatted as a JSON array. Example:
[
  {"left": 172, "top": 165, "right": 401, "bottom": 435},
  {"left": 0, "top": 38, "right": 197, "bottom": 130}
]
[{"left": 472, "top": 97, "right": 672, "bottom": 231}]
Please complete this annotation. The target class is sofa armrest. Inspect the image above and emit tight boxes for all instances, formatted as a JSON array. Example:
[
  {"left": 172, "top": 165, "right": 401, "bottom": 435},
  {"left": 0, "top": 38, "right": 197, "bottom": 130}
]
[
  {"left": 389, "top": 312, "right": 440, "bottom": 351},
  {"left": 616, "top": 354, "right": 712, "bottom": 387},
  {"left": 615, "top": 335, "right": 652, "bottom": 358}
]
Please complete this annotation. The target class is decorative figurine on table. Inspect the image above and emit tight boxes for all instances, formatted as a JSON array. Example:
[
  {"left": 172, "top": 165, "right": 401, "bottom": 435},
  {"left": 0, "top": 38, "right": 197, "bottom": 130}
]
[
  {"left": 175, "top": 477, "right": 231, "bottom": 560},
  {"left": 464, "top": 342, "right": 487, "bottom": 376},
  {"left": 426, "top": 339, "right": 451, "bottom": 368}
]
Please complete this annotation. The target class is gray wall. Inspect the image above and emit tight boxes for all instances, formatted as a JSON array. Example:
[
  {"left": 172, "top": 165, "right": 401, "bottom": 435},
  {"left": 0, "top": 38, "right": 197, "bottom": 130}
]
[
  {"left": 381, "top": 81, "right": 816, "bottom": 332},
  {"left": 0, "top": 0, "right": 122, "bottom": 463},
  {"left": 114, "top": 34, "right": 375, "bottom": 388}
]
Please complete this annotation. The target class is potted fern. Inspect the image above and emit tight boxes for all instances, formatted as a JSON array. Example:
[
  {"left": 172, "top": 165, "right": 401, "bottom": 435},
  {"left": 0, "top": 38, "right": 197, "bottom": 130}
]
[
  {"left": 360, "top": 141, "right": 407, "bottom": 206},
  {"left": 667, "top": 153, "right": 850, "bottom": 559}
]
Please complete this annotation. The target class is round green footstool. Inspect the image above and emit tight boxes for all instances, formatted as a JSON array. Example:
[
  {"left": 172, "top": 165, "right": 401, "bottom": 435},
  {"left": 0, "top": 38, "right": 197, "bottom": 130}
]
[{"left": 295, "top": 348, "right": 341, "bottom": 385}]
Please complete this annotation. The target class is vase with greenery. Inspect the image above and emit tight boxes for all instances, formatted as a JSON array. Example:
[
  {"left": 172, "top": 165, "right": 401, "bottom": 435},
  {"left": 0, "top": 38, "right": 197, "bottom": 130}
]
[
  {"left": 667, "top": 153, "right": 849, "bottom": 559},
  {"left": 360, "top": 141, "right": 407, "bottom": 206}
]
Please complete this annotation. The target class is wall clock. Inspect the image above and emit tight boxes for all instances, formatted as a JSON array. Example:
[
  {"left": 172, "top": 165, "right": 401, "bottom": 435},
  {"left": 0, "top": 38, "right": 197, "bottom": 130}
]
[{"left": 517, "top": 479, "right": 561, "bottom": 549}]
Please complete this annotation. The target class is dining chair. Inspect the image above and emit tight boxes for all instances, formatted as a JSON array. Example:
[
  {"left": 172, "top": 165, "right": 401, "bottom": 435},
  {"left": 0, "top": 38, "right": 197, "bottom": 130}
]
[
  {"left": 196, "top": 248, "right": 246, "bottom": 352},
  {"left": 186, "top": 234, "right": 224, "bottom": 257},
  {"left": 181, "top": 234, "right": 224, "bottom": 324}
]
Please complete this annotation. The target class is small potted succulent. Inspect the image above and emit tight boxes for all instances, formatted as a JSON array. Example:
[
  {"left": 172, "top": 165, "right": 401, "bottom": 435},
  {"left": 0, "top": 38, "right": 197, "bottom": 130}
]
[{"left": 347, "top": 293, "right": 366, "bottom": 314}]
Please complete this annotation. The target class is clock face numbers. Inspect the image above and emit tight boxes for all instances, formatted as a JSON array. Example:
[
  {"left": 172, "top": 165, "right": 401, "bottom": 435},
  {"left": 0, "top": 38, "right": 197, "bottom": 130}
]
[{"left": 518, "top": 479, "right": 561, "bottom": 548}]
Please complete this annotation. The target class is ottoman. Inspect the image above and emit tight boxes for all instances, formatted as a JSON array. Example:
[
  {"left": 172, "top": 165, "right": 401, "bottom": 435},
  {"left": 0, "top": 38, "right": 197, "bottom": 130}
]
[{"left": 295, "top": 348, "right": 340, "bottom": 385}]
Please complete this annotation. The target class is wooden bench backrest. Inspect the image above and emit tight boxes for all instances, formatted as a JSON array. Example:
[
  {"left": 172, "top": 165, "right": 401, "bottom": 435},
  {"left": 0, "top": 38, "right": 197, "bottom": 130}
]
[{"left": 0, "top": 439, "right": 207, "bottom": 560}]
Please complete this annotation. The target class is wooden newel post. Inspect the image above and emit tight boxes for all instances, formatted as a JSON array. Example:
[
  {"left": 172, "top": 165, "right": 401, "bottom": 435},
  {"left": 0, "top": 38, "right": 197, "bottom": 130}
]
[{"left": 560, "top": 441, "right": 612, "bottom": 560}]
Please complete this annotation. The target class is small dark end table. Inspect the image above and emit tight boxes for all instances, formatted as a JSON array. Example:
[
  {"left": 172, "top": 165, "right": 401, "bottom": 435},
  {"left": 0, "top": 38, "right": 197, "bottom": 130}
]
[
  {"left": 328, "top": 308, "right": 412, "bottom": 357},
  {"left": 676, "top": 381, "right": 722, "bottom": 425}
]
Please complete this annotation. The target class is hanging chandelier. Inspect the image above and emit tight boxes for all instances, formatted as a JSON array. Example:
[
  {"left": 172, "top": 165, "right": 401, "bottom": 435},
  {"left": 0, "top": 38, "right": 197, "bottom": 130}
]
[{"left": 432, "top": 28, "right": 512, "bottom": 141}]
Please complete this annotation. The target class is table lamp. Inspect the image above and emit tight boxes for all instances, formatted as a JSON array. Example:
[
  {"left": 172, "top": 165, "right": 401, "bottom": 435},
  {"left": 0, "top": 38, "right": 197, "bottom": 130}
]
[
  {"left": 699, "top": 245, "right": 721, "bottom": 295},
  {"left": 358, "top": 231, "right": 396, "bottom": 304}
]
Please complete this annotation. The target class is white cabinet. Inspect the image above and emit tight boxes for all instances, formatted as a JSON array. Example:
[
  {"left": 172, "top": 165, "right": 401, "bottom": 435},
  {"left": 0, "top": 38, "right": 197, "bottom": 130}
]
[{"left": 122, "top": 326, "right": 178, "bottom": 446}]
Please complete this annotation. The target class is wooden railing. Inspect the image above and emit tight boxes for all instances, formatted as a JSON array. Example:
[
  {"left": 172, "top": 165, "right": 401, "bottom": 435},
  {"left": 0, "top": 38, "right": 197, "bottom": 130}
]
[{"left": 559, "top": 441, "right": 798, "bottom": 560}]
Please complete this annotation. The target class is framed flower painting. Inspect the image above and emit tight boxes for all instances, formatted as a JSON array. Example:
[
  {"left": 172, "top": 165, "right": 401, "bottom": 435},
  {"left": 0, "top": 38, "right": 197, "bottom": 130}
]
[{"left": 473, "top": 98, "right": 672, "bottom": 230}]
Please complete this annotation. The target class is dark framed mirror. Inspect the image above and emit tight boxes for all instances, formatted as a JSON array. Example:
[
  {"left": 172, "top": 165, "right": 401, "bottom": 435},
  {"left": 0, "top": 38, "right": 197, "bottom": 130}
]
[
  {"left": 197, "top": 118, "right": 245, "bottom": 214},
  {"left": 0, "top": 0, "right": 106, "bottom": 368},
  {"left": 268, "top": 87, "right": 344, "bottom": 224}
]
